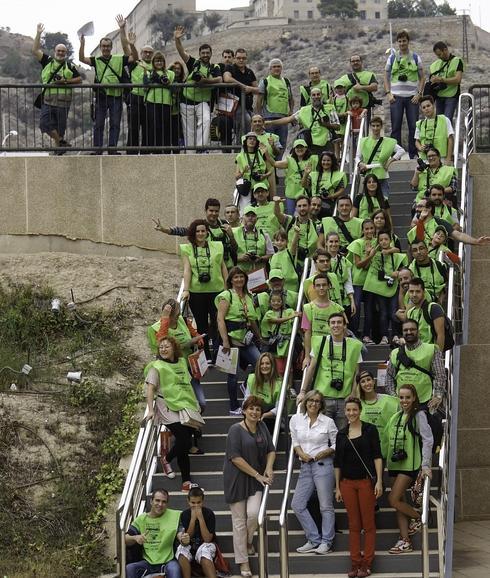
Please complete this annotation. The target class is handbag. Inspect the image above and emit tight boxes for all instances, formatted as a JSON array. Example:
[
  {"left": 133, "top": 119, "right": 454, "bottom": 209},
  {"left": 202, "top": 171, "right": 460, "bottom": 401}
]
[{"left": 179, "top": 407, "right": 205, "bottom": 429}]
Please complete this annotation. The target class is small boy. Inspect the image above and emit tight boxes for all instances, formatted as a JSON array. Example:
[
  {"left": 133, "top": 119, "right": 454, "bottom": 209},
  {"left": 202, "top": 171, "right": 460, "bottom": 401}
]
[
  {"left": 177, "top": 487, "right": 218, "bottom": 578},
  {"left": 348, "top": 95, "right": 366, "bottom": 134}
]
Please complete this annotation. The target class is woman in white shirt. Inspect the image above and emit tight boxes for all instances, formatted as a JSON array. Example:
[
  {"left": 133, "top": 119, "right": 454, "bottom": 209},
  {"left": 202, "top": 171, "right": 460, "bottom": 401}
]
[{"left": 290, "top": 390, "right": 338, "bottom": 555}]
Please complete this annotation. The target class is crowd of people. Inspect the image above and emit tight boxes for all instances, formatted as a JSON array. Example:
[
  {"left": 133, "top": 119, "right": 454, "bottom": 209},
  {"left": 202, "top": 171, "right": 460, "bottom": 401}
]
[
  {"left": 33, "top": 20, "right": 465, "bottom": 156},
  {"left": 108, "top": 21, "right": 485, "bottom": 578}
]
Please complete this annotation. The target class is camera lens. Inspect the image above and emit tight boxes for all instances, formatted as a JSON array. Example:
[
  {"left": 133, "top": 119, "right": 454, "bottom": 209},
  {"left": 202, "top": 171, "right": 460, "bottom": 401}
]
[{"left": 398, "top": 74, "right": 408, "bottom": 82}]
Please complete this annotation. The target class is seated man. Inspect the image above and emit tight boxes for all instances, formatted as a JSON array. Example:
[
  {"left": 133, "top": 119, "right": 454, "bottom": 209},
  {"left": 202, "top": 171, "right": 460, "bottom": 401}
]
[
  {"left": 177, "top": 487, "right": 218, "bottom": 578},
  {"left": 125, "top": 489, "right": 182, "bottom": 578}
]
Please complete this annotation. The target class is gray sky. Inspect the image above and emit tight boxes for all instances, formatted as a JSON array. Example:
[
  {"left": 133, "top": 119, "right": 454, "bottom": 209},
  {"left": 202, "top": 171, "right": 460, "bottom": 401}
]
[{"left": 3, "top": 0, "right": 488, "bottom": 56}]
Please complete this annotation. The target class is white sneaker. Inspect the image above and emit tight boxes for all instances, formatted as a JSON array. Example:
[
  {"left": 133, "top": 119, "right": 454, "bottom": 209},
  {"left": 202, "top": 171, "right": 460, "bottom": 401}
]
[
  {"left": 229, "top": 408, "right": 243, "bottom": 416},
  {"left": 296, "top": 540, "right": 319, "bottom": 553},
  {"left": 314, "top": 542, "right": 333, "bottom": 555}
]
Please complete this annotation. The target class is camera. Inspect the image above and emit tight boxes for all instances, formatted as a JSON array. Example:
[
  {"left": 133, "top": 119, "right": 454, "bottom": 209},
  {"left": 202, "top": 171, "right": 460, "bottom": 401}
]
[
  {"left": 330, "top": 378, "right": 343, "bottom": 392},
  {"left": 398, "top": 74, "right": 408, "bottom": 82},
  {"left": 191, "top": 70, "right": 202, "bottom": 82},
  {"left": 248, "top": 251, "right": 258, "bottom": 260},
  {"left": 198, "top": 272, "right": 211, "bottom": 283},
  {"left": 391, "top": 449, "right": 408, "bottom": 462},
  {"left": 378, "top": 269, "right": 386, "bottom": 282},
  {"left": 431, "top": 82, "right": 447, "bottom": 93},
  {"left": 251, "top": 172, "right": 261, "bottom": 181},
  {"left": 243, "top": 330, "right": 255, "bottom": 346},
  {"left": 320, "top": 187, "right": 329, "bottom": 198},
  {"left": 297, "top": 246, "right": 308, "bottom": 260},
  {"left": 417, "top": 158, "right": 429, "bottom": 172},
  {"left": 160, "top": 74, "right": 169, "bottom": 85},
  {"left": 385, "top": 275, "right": 395, "bottom": 287},
  {"left": 53, "top": 74, "right": 62, "bottom": 82}
]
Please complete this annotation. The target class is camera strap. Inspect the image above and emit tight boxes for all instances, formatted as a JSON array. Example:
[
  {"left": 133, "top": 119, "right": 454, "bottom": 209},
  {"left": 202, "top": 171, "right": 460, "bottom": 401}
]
[
  {"left": 193, "top": 242, "right": 211, "bottom": 277},
  {"left": 243, "top": 226, "right": 259, "bottom": 254},
  {"left": 328, "top": 336, "right": 346, "bottom": 389},
  {"left": 396, "top": 345, "right": 433, "bottom": 380},
  {"left": 245, "top": 149, "right": 260, "bottom": 175},
  {"left": 347, "top": 435, "right": 375, "bottom": 480},
  {"left": 422, "top": 115, "right": 439, "bottom": 144},
  {"left": 380, "top": 252, "right": 395, "bottom": 274},
  {"left": 392, "top": 411, "right": 406, "bottom": 454},
  {"left": 366, "top": 137, "right": 384, "bottom": 165},
  {"left": 333, "top": 217, "right": 355, "bottom": 245}
]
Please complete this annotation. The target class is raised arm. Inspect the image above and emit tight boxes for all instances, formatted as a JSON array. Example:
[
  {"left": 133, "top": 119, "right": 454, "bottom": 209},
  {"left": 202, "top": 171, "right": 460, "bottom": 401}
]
[
  {"left": 32, "top": 23, "right": 44, "bottom": 61},
  {"left": 78, "top": 34, "right": 91, "bottom": 66},
  {"left": 174, "top": 25, "right": 190, "bottom": 64},
  {"left": 127, "top": 30, "right": 139, "bottom": 63},
  {"left": 116, "top": 14, "right": 131, "bottom": 56}
]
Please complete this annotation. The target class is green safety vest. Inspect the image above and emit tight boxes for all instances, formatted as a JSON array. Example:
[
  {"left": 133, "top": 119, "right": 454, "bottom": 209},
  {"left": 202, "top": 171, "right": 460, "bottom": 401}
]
[
  {"left": 311, "top": 335, "right": 362, "bottom": 399},
  {"left": 145, "top": 69, "right": 175, "bottom": 105},
  {"left": 363, "top": 252, "right": 407, "bottom": 297},
  {"left": 433, "top": 203, "right": 455, "bottom": 224},
  {"left": 179, "top": 241, "right": 224, "bottom": 293},
  {"left": 147, "top": 315, "right": 192, "bottom": 356},
  {"left": 233, "top": 227, "right": 268, "bottom": 273},
  {"left": 417, "top": 115, "right": 449, "bottom": 159},
  {"left": 347, "top": 237, "right": 374, "bottom": 287},
  {"left": 336, "top": 70, "right": 376, "bottom": 108},
  {"left": 391, "top": 53, "right": 419, "bottom": 83},
  {"left": 94, "top": 55, "right": 125, "bottom": 97},
  {"left": 286, "top": 217, "right": 318, "bottom": 262},
  {"left": 310, "top": 170, "right": 347, "bottom": 198},
  {"left": 183, "top": 60, "right": 218, "bottom": 103},
  {"left": 415, "top": 165, "right": 456, "bottom": 201},
  {"left": 208, "top": 224, "right": 235, "bottom": 270},
  {"left": 407, "top": 302, "right": 440, "bottom": 345},
  {"left": 284, "top": 155, "right": 317, "bottom": 200},
  {"left": 144, "top": 358, "right": 198, "bottom": 411},
  {"left": 359, "top": 136, "right": 397, "bottom": 180},
  {"left": 387, "top": 411, "right": 422, "bottom": 472},
  {"left": 241, "top": 131, "right": 280, "bottom": 156},
  {"left": 408, "top": 258, "right": 446, "bottom": 302},
  {"left": 300, "top": 79, "right": 331, "bottom": 105},
  {"left": 260, "top": 308, "right": 295, "bottom": 356},
  {"left": 323, "top": 216, "right": 363, "bottom": 249},
  {"left": 247, "top": 374, "right": 282, "bottom": 408},
  {"left": 297, "top": 104, "right": 335, "bottom": 147},
  {"left": 390, "top": 343, "right": 437, "bottom": 404},
  {"left": 41, "top": 58, "right": 74, "bottom": 98},
  {"left": 361, "top": 394, "right": 400, "bottom": 458},
  {"left": 407, "top": 216, "right": 451, "bottom": 246},
  {"left": 333, "top": 95, "right": 349, "bottom": 135},
  {"left": 263, "top": 74, "right": 290, "bottom": 115},
  {"left": 215, "top": 289, "right": 258, "bottom": 342},
  {"left": 429, "top": 56, "right": 464, "bottom": 98},
  {"left": 304, "top": 272, "right": 343, "bottom": 306},
  {"left": 257, "top": 289, "right": 298, "bottom": 318},
  {"left": 235, "top": 150, "right": 268, "bottom": 186},
  {"left": 243, "top": 202, "right": 281, "bottom": 239},
  {"left": 331, "top": 255, "right": 352, "bottom": 306},
  {"left": 132, "top": 509, "right": 181, "bottom": 565},
  {"left": 268, "top": 250, "right": 300, "bottom": 293},
  {"left": 303, "top": 301, "right": 344, "bottom": 337},
  {"left": 355, "top": 194, "right": 383, "bottom": 220},
  {"left": 131, "top": 61, "right": 152, "bottom": 96}
]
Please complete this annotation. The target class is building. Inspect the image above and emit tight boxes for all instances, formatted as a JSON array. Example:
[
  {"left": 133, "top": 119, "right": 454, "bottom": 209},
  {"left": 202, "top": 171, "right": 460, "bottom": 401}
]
[{"left": 249, "top": 0, "right": 387, "bottom": 20}]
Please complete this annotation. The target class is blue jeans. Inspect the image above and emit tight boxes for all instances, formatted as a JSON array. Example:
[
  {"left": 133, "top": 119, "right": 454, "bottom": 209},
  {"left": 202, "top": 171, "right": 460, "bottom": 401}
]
[
  {"left": 380, "top": 178, "right": 390, "bottom": 199},
  {"left": 228, "top": 343, "right": 260, "bottom": 410},
  {"left": 350, "top": 285, "right": 364, "bottom": 336},
  {"left": 324, "top": 397, "right": 347, "bottom": 431},
  {"left": 291, "top": 460, "right": 336, "bottom": 545},
  {"left": 126, "top": 558, "right": 181, "bottom": 578},
  {"left": 93, "top": 93, "right": 123, "bottom": 148},
  {"left": 389, "top": 96, "right": 419, "bottom": 158},
  {"left": 375, "top": 293, "right": 398, "bottom": 338},
  {"left": 191, "top": 377, "right": 206, "bottom": 411},
  {"left": 435, "top": 96, "right": 458, "bottom": 124}
]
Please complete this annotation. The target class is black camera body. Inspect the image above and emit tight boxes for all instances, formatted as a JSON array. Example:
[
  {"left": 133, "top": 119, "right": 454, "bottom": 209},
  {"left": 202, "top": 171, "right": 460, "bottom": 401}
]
[
  {"left": 320, "top": 187, "right": 329, "bottom": 199},
  {"left": 191, "top": 70, "right": 202, "bottom": 82},
  {"left": 251, "top": 172, "right": 262, "bottom": 181},
  {"left": 417, "top": 158, "right": 429, "bottom": 172},
  {"left": 330, "top": 378, "right": 344, "bottom": 392},
  {"left": 297, "top": 246, "right": 308, "bottom": 260},
  {"left": 430, "top": 82, "right": 447, "bottom": 93},
  {"left": 391, "top": 448, "right": 408, "bottom": 462},
  {"left": 398, "top": 74, "right": 408, "bottom": 82},
  {"left": 198, "top": 272, "right": 211, "bottom": 283},
  {"left": 160, "top": 74, "right": 169, "bottom": 85},
  {"left": 53, "top": 74, "right": 63, "bottom": 82},
  {"left": 248, "top": 251, "right": 258, "bottom": 261}
]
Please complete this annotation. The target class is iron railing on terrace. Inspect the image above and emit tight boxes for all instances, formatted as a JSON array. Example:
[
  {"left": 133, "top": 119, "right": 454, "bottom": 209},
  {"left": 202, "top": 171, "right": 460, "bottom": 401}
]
[{"left": 0, "top": 82, "right": 249, "bottom": 154}]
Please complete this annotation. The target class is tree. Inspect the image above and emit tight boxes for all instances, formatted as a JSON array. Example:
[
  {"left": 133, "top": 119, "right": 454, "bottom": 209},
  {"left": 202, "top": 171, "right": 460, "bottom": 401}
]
[
  {"left": 435, "top": 1, "right": 456, "bottom": 15},
  {"left": 388, "top": 0, "right": 456, "bottom": 18},
  {"left": 43, "top": 32, "right": 74, "bottom": 59},
  {"left": 318, "top": 0, "right": 359, "bottom": 19},
  {"left": 148, "top": 8, "right": 197, "bottom": 47},
  {"left": 203, "top": 11, "right": 223, "bottom": 33}
]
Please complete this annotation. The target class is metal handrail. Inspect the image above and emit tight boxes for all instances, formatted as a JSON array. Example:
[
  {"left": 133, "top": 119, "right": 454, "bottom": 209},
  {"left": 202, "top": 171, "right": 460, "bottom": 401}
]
[
  {"left": 348, "top": 115, "right": 368, "bottom": 202},
  {"left": 257, "top": 258, "right": 311, "bottom": 578},
  {"left": 116, "top": 280, "right": 185, "bottom": 578},
  {"left": 339, "top": 114, "right": 353, "bottom": 175}
]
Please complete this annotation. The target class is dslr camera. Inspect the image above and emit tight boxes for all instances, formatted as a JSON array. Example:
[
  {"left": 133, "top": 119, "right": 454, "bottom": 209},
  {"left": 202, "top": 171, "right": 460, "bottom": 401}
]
[
  {"left": 191, "top": 69, "right": 202, "bottom": 82},
  {"left": 251, "top": 171, "right": 262, "bottom": 181},
  {"left": 248, "top": 251, "right": 258, "bottom": 261},
  {"left": 330, "top": 378, "right": 343, "bottom": 392},
  {"left": 243, "top": 330, "right": 255, "bottom": 346},
  {"left": 398, "top": 73, "right": 408, "bottom": 82},
  {"left": 53, "top": 74, "right": 63, "bottom": 82},
  {"left": 391, "top": 448, "right": 408, "bottom": 462},
  {"left": 297, "top": 246, "right": 308, "bottom": 260},
  {"left": 416, "top": 157, "right": 429, "bottom": 172},
  {"left": 198, "top": 272, "right": 211, "bottom": 283},
  {"left": 159, "top": 74, "right": 169, "bottom": 85}
]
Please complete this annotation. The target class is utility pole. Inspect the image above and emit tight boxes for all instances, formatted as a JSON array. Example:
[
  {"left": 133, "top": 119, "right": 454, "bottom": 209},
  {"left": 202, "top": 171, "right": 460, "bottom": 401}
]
[{"left": 461, "top": 10, "right": 469, "bottom": 63}]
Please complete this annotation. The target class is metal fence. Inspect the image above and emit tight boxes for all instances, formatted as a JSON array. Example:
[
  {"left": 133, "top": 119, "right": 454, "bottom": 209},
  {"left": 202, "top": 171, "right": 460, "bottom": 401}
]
[
  {"left": 0, "top": 82, "right": 249, "bottom": 154},
  {"left": 469, "top": 85, "right": 490, "bottom": 152}
]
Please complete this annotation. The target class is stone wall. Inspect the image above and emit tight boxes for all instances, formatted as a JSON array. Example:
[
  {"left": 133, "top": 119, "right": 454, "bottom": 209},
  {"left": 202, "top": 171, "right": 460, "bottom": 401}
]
[{"left": 0, "top": 155, "right": 236, "bottom": 256}]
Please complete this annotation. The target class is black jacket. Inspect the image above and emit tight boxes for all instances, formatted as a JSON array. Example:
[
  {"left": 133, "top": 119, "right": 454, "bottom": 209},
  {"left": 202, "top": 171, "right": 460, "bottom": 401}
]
[{"left": 334, "top": 421, "right": 382, "bottom": 479}]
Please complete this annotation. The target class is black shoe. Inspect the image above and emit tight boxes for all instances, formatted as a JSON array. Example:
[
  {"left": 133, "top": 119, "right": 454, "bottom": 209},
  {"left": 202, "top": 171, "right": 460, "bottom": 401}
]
[{"left": 108, "top": 151, "right": 121, "bottom": 155}]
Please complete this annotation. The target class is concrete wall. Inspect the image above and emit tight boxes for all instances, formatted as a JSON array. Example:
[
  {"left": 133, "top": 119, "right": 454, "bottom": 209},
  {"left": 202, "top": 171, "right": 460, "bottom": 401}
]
[
  {"left": 0, "top": 155, "right": 236, "bottom": 256},
  {"left": 456, "top": 154, "right": 490, "bottom": 520}
]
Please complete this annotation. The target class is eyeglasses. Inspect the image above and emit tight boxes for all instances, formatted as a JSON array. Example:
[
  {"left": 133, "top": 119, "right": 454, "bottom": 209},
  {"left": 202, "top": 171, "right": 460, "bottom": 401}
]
[{"left": 307, "top": 399, "right": 322, "bottom": 404}]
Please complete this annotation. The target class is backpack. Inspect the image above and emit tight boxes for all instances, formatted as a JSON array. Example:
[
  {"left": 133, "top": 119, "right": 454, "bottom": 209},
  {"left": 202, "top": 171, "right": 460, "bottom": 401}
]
[
  {"left": 415, "top": 409, "right": 444, "bottom": 454},
  {"left": 421, "top": 301, "right": 455, "bottom": 352}
]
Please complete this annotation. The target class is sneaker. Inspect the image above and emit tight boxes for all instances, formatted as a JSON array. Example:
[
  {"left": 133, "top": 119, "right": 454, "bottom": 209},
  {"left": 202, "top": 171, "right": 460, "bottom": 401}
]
[
  {"left": 288, "top": 387, "right": 298, "bottom": 399},
  {"left": 296, "top": 540, "right": 319, "bottom": 553},
  {"left": 389, "top": 537, "right": 413, "bottom": 554},
  {"left": 380, "top": 336, "right": 389, "bottom": 345},
  {"left": 313, "top": 542, "right": 333, "bottom": 555},
  {"left": 229, "top": 408, "right": 243, "bottom": 416},
  {"left": 357, "top": 568, "right": 371, "bottom": 577},
  {"left": 362, "top": 336, "right": 375, "bottom": 345},
  {"left": 181, "top": 481, "right": 199, "bottom": 492},
  {"left": 408, "top": 518, "right": 422, "bottom": 536},
  {"left": 161, "top": 457, "right": 175, "bottom": 479},
  {"left": 347, "top": 568, "right": 359, "bottom": 578},
  {"left": 247, "top": 543, "right": 255, "bottom": 556}
]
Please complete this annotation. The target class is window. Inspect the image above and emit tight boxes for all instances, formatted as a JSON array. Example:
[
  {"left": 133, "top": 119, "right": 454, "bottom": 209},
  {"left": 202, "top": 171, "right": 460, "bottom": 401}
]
[
  {"left": 375, "top": 0, "right": 381, "bottom": 4},
  {"left": 294, "top": 9, "right": 299, "bottom": 18},
  {"left": 375, "top": 11, "right": 380, "bottom": 18},
  {"left": 360, "top": 10, "right": 366, "bottom": 19},
  {"left": 307, "top": 10, "right": 313, "bottom": 18}
]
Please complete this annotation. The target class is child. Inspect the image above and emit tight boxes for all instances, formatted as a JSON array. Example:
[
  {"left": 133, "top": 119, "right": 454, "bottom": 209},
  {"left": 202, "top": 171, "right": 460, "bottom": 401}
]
[
  {"left": 260, "top": 291, "right": 301, "bottom": 376},
  {"left": 177, "top": 486, "right": 219, "bottom": 578},
  {"left": 333, "top": 82, "right": 349, "bottom": 158},
  {"left": 269, "top": 229, "right": 300, "bottom": 292},
  {"left": 349, "top": 95, "right": 367, "bottom": 152}
]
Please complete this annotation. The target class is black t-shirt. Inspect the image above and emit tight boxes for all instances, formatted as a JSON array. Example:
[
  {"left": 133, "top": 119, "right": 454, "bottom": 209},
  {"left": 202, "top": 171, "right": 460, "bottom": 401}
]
[
  {"left": 180, "top": 507, "right": 216, "bottom": 551},
  {"left": 39, "top": 54, "right": 80, "bottom": 78},
  {"left": 224, "top": 63, "right": 257, "bottom": 110},
  {"left": 186, "top": 56, "right": 221, "bottom": 79}
]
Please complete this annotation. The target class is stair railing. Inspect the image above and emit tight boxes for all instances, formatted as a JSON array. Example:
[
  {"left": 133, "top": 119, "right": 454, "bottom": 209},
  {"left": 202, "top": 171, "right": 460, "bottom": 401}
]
[
  {"left": 348, "top": 115, "right": 368, "bottom": 202},
  {"left": 339, "top": 114, "right": 353, "bottom": 176},
  {"left": 420, "top": 93, "right": 474, "bottom": 578},
  {"left": 116, "top": 281, "right": 185, "bottom": 578},
  {"left": 257, "top": 259, "right": 311, "bottom": 578}
]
